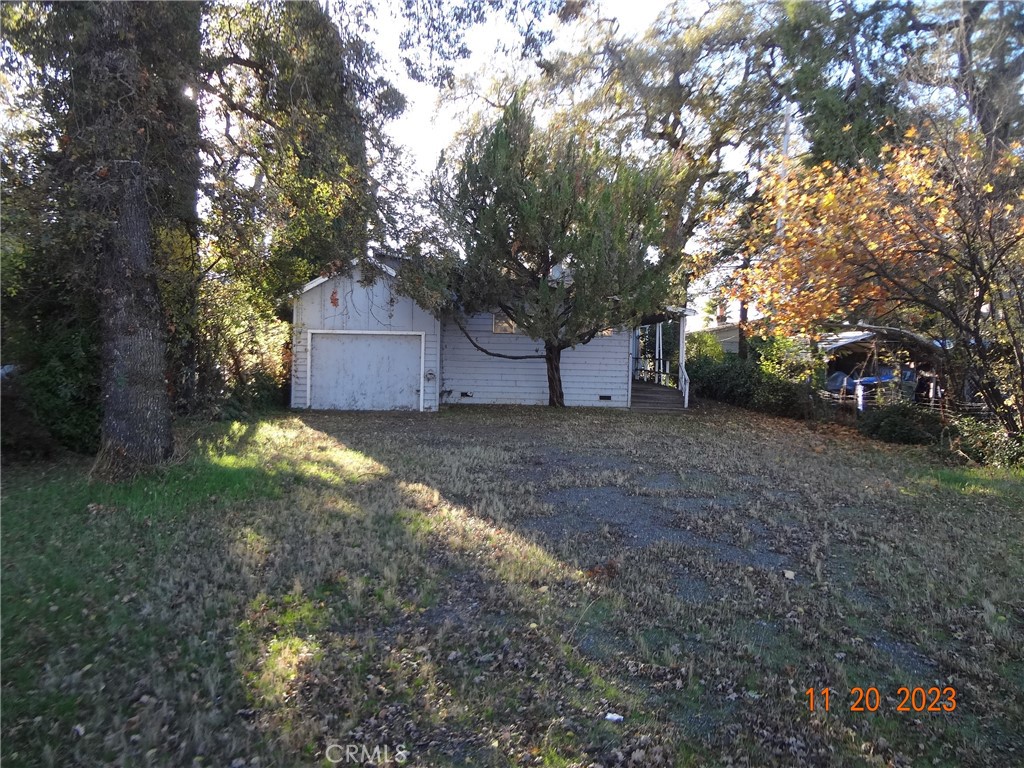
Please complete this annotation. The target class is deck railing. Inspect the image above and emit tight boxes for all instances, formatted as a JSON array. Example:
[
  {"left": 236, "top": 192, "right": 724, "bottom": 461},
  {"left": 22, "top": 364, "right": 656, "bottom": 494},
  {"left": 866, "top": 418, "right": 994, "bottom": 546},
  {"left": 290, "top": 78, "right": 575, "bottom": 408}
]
[{"left": 633, "top": 356, "right": 678, "bottom": 388}]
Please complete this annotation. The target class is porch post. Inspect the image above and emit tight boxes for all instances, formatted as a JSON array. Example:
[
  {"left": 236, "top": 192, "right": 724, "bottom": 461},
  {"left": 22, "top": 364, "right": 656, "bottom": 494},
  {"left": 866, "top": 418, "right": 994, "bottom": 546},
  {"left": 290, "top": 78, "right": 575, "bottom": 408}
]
[
  {"left": 655, "top": 323, "right": 663, "bottom": 384},
  {"left": 679, "top": 312, "right": 689, "bottom": 408},
  {"left": 632, "top": 328, "right": 640, "bottom": 379}
]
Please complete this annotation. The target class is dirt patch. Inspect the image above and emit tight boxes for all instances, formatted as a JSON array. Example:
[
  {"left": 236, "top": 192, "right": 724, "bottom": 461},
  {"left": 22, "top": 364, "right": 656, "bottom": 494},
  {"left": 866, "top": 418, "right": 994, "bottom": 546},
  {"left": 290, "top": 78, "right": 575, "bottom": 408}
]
[
  {"left": 529, "top": 485, "right": 792, "bottom": 571},
  {"left": 672, "top": 567, "right": 716, "bottom": 605},
  {"left": 662, "top": 495, "right": 747, "bottom": 514},
  {"left": 659, "top": 497, "right": 716, "bottom": 514},
  {"left": 511, "top": 449, "right": 638, "bottom": 486},
  {"left": 871, "top": 632, "right": 938, "bottom": 678},
  {"left": 635, "top": 472, "right": 685, "bottom": 493}
]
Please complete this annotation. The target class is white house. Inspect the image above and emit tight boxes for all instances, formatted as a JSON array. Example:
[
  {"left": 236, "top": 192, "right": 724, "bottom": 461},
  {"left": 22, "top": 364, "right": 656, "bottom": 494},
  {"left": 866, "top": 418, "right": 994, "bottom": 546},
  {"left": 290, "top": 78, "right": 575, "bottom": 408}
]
[{"left": 291, "top": 264, "right": 690, "bottom": 412}]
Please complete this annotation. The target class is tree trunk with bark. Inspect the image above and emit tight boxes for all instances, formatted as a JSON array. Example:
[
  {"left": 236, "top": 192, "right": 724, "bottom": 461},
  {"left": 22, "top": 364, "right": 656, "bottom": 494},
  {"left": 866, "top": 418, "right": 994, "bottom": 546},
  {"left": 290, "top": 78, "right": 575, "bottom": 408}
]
[
  {"left": 545, "top": 342, "right": 565, "bottom": 407},
  {"left": 97, "top": 169, "right": 175, "bottom": 471},
  {"left": 737, "top": 299, "right": 750, "bottom": 360},
  {"left": 86, "top": 2, "right": 183, "bottom": 474}
]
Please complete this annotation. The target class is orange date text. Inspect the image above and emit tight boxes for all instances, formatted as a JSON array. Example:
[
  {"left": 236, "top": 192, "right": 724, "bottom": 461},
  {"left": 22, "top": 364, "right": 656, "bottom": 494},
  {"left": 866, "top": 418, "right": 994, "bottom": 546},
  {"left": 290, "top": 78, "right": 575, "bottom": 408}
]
[{"left": 805, "top": 687, "right": 957, "bottom": 713}]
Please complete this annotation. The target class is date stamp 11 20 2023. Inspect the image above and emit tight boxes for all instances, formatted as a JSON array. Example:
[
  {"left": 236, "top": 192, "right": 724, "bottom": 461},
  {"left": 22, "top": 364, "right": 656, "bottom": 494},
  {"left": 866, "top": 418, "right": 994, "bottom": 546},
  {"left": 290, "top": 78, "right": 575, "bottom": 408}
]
[{"left": 805, "top": 686, "right": 957, "bottom": 714}]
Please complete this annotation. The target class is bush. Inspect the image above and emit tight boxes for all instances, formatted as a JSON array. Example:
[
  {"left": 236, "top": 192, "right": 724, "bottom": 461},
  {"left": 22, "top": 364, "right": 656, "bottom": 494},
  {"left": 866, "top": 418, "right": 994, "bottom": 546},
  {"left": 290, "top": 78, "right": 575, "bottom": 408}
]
[
  {"left": 949, "top": 416, "right": 1024, "bottom": 467},
  {"left": 857, "top": 403, "right": 946, "bottom": 445},
  {"left": 688, "top": 353, "right": 746, "bottom": 401},
  {"left": 752, "top": 376, "right": 811, "bottom": 419},
  {"left": 687, "top": 333, "right": 813, "bottom": 418},
  {"left": 3, "top": 325, "right": 101, "bottom": 453},
  {"left": 685, "top": 331, "right": 725, "bottom": 363},
  {"left": 0, "top": 374, "right": 58, "bottom": 461},
  {"left": 712, "top": 355, "right": 760, "bottom": 403}
]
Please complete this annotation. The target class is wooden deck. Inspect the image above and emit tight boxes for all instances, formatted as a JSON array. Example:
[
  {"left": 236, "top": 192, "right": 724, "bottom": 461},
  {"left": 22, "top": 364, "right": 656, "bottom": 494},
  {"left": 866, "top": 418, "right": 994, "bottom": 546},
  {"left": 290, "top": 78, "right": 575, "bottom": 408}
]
[{"left": 630, "top": 379, "right": 688, "bottom": 412}]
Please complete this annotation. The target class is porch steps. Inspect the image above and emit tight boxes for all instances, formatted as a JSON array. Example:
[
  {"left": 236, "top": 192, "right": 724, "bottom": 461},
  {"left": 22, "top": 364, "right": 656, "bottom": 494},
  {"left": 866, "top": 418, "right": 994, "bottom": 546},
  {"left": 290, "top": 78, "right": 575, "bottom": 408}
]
[{"left": 630, "top": 380, "right": 688, "bottom": 412}]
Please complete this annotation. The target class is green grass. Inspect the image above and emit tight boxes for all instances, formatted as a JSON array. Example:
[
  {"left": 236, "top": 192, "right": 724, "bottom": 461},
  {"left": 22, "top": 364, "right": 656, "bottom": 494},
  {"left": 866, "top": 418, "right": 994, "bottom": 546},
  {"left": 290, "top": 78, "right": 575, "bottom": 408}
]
[
  {"left": 2, "top": 407, "right": 1022, "bottom": 766},
  {"left": 924, "top": 466, "right": 1024, "bottom": 505}
]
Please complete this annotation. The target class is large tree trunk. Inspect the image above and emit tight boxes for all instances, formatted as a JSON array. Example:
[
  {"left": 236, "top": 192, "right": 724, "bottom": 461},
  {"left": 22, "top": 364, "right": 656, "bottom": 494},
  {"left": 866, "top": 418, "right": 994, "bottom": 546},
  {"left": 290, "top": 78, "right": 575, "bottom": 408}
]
[
  {"left": 87, "top": 2, "right": 185, "bottom": 474},
  {"left": 97, "top": 170, "right": 174, "bottom": 471},
  {"left": 545, "top": 343, "right": 565, "bottom": 407},
  {"left": 737, "top": 299, "right": 749, "bottom": 360},
  {"left": 737, "top": 254, "right": 750, "bottom": 360}
]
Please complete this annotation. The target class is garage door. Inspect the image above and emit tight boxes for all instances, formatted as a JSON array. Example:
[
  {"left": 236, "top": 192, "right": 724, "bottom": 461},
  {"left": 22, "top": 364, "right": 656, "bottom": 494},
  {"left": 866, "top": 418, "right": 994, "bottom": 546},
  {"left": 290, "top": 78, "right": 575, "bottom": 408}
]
[{"left": 309, "top": 333, "right": 421, "bottom": 410}]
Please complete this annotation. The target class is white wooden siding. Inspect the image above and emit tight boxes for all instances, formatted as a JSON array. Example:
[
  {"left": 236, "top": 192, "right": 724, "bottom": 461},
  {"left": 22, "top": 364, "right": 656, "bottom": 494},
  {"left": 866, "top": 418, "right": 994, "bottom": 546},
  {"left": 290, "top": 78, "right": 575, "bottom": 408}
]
[
  {"left": 440, "top": 315, "right": 630, "bottom": 407},
  {"left": 291, "top": 268, "right": 441, "bottom": 410}
]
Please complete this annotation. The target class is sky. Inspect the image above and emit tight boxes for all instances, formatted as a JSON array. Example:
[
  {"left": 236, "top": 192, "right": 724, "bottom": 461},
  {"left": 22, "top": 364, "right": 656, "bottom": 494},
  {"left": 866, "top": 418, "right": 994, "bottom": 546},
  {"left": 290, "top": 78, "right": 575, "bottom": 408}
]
[
  {"left": 367, "top": 0, "right": 733, "bottom": 325},
  {"left": 370, "top": 0, "right": 677, "bottom": 179}
]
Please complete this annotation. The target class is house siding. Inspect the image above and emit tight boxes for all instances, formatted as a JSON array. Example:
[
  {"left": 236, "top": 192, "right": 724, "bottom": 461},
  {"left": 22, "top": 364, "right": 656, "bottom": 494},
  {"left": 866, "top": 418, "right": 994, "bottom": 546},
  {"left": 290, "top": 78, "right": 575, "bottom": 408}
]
[
  {"left": 440, "top": 315, "right": 630, "bottom": 407},
  {"left": 291, "top": 268, "right": 441, "bottom": 410}
]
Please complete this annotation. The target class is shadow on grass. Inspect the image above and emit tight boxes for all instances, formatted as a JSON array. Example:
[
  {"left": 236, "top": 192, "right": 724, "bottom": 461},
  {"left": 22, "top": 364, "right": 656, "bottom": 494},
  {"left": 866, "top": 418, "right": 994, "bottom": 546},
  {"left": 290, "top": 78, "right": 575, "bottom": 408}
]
[
  {"left": 0, "top": 421, "right": 293, "bottom": 765},
  {"left": 209, "top": 413, "right": 704, "bottom": 765},
  {"left": 3, "top": 410, "right": 1022, "bottom": 766}
]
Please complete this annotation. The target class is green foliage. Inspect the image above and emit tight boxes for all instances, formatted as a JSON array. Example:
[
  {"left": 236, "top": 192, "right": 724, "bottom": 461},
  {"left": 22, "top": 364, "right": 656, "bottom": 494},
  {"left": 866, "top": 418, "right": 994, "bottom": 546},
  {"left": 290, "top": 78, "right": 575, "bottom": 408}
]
[
  {"left": 2, "top": 2, "right": 201, "bottom": 460},
  {"left": 750, "top": 335, "right": 819, "bottom": 384},
  {"left": 687, "top": 334, "right": 813, "bottom": 418},
  {"left": 688, "top": 349, "right": 811, "bottom": 419},
  {"left": 774, "top": 0, "right": 908, "bottom": 166},
  {"left": 426, "top": 94, "right": 669, "bottom": 403},
  {"left": 394, "top": 0, "right": 559, "bottom": 85},
  {"left": 857, "top": 403, "right": 946, "bottom": 446},
  {"left": 949, "top": 416, "right": 1024, "bottom": 468},
  {"left": 198, "top": 278, "right": 291, "bottom": 415},
  {"left": 202, "top": 2, "right": 393, "bottom": 295},
  {"left": 0, "top": 306, "right": 102, "bottom": 455},
  {"left": 689, "top": 355, "right": 758, "bottom": 403},
  {"left": 15, "top": 329, "right": 101, "bottom": 452},
  {"left": 440, "top": 94, "right": 667, "bottom": 331},
  {"left": 2, "top": 1, "right": 387, "bottom": 450},
  {"left": 1, "top": 138, "right": 103, "bottom": 450},
  {"left": 776, "top": 0, "right": 1024, "bottom": 164},
  {"left": 538, "top": 1, "right": 781, "bottom": 288},
  {"left": 750, "top": 374, "right": 809, "bottom": 420},
  {"left": 685, "top": 331, "right": 725, "bottom": 363}
]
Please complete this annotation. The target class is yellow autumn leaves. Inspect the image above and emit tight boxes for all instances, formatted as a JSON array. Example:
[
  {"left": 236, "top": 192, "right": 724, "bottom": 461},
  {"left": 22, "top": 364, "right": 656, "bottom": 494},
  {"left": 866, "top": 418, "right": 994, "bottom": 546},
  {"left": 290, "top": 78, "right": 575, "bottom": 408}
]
[{"left": 734, "top": 131, "right": 1024, "bottom": 337}]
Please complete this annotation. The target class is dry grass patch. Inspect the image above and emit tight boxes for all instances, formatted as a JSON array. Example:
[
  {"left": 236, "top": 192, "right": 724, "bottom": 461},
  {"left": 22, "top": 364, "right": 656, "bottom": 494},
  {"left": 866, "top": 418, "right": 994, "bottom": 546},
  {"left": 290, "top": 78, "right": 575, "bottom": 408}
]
[{"left": 2, "top": 406, "right": 1022, "bottom": 766}]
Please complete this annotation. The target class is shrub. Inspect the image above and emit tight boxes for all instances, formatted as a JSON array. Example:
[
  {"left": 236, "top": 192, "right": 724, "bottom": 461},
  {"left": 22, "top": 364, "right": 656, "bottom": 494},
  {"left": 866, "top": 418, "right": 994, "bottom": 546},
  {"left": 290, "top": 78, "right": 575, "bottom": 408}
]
[
  {"left": 752, "top": 376, "right": 811, "bottom": 419},
  {"left": 687, "top": 334, "right": 812, "bottom": 418},
  {"left": 715, "top": 355, "right": 760, "bottom": 402},
  {"left": 685, "top": 331, "right": 725, "bottom": 363},
  {"left": 857, "top": 403, "right": 946, "bottom": 445},
  {"left": 949, "top": 416, "right": 1024, "bottom": 467},
  {"left": 0, "top": 375, "right": 58, "bottom": 461},
  {"left": 752, "top": 335, "right": 820, "bottom": 383},
  {"left": 4, "top": 325, "right": 101, "bottom": 453}
]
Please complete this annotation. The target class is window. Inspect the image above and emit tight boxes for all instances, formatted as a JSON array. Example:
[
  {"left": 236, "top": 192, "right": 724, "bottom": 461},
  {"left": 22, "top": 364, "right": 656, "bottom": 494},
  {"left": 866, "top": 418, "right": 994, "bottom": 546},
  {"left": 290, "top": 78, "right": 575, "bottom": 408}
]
[{"left": 492, "top": 313, "right": 517, "bottom": 334}]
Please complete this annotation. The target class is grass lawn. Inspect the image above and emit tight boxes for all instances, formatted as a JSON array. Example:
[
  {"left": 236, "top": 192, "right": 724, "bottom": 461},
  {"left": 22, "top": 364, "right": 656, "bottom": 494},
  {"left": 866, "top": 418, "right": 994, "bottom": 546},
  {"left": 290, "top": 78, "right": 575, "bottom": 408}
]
[{"left": 2, "top": 405, "right": 1022, "bottom": 766}]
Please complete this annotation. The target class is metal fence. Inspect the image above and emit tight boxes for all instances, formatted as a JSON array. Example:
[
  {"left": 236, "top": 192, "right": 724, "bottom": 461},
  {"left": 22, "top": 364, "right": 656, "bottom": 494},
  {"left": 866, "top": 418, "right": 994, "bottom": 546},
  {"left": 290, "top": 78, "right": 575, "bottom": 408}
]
[{"left": 816, "top": 385, "right": 994, "bottom": 419}]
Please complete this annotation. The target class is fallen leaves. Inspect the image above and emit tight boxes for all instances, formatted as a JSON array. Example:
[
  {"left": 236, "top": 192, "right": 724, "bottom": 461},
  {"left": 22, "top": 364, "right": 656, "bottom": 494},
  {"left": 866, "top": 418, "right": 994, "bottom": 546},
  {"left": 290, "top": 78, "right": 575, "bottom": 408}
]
[{"left": 5, "top": 409, "right": 1022, "bottom": 767}]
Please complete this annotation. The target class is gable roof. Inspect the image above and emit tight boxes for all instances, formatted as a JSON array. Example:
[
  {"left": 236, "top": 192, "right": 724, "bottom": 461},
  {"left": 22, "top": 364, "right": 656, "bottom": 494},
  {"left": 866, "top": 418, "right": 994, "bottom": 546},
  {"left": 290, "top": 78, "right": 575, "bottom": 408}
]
[{"left": 297, "top": 256, "right": 397, "bottom": 295}]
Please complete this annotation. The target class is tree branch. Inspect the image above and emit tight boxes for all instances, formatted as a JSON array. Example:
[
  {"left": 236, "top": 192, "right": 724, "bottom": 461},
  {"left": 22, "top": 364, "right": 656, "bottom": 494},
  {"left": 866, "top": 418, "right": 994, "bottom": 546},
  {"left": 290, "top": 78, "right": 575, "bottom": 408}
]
[
  {"left": 196, "top": 79, "right": 282, "bottom": 132},
  {"left": 450, "top": 314, "right": 546, "bottom": 360}
]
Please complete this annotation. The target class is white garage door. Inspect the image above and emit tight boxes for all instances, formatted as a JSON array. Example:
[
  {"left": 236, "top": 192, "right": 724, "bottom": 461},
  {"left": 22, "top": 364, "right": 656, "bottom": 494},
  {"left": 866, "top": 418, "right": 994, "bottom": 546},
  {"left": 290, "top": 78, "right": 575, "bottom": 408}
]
[{"left": 309, "top": 333, "right": 422, "bottom": 410}]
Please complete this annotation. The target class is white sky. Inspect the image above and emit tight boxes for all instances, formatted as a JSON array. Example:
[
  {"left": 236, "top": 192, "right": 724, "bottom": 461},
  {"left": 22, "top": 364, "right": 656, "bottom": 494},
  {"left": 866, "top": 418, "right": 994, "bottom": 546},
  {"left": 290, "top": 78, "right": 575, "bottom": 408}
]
[
  {"left": 371, "top": 0, "right": 676, "bottom": 179},
  {"left": 367, "top": 0, "right": 734, "bottom": 318}
]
